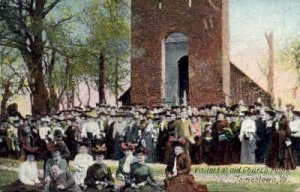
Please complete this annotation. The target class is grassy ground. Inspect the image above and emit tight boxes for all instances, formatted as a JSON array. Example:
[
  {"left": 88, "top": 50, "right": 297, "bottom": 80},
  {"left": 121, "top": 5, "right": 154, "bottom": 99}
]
[
  {"left": 205, "top": 182, "right": 298, "bottom": 192},
  {"left": 0, "top": 157, "right": 299, "bottom": 192},
  {"left": 0, "top": 170, "right": 17, "bottom": 188}
]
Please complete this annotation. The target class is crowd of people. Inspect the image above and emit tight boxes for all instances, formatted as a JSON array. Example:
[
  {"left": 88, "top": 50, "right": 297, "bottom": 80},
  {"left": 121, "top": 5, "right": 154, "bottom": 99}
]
[{"left": 0, "top": 100, "right": 300, "bottom": 191}]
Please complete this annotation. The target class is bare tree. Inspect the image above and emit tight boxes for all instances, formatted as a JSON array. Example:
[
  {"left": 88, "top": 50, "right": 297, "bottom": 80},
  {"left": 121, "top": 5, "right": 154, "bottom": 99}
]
[
  {"left": 257, "top": 32, "right": 274, "bottom": 103},
  {"left": 265, "top": 32, "right": 274, "bottom": 102}
]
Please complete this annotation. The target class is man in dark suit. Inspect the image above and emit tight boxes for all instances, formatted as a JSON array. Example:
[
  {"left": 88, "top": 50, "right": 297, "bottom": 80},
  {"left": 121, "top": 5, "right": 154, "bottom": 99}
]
[{"left": 254, "top": 110, "right": 268, "bottom": 163}]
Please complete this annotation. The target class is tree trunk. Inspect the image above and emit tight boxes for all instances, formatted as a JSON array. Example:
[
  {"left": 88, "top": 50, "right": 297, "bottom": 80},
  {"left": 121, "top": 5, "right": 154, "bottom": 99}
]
[
  {"left": 48, "top": 48, "right": 59, "bottom": 113},
  {"left": 115, "top": 59, "right": 119, "bottom": 107},
  {"left": 76, "top": 83, "right": 83, "bottom": 107},
  {"left": 98, "top": 51, "right": 106, "bottom": 105},
  {"left": 27, "top": 0, "right": 50, "bottom": 115},
  {"left": 71, "top": 87, "right": 75, "bottom": 109},
  {"left": 265, "top": 32, "right": 274, "bottom": 104},
  {"left": 28, "top": 56, "right": 50, "bottom": 115},
  {"left": 66, "top": 58, "right": 72, "bottom": 109},
  {"left": 86, "top": 79, "right": 91, "bottom": 107},
  {"left": 49, "top": 84, "right": 59, "bottom": 113}
]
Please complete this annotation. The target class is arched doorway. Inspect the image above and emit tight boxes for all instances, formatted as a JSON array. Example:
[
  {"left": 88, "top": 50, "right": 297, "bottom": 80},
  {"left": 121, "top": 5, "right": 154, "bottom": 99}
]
[{"left": 164, "top": 33, "right": 188, "bottom": 105}]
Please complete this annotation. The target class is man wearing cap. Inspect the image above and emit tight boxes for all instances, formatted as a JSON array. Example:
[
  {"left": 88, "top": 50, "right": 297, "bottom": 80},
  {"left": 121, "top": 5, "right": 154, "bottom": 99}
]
[
  {"left": 254, "top": 110, "right": 268, "bottom": 163},
  {"left": 124, "top": 115, "right": 139, "bottom": 145},
  {"left": 112, "top": 115, "right": 128, "bottom": 159},
  {"left": 53, "top": 129, "right": 71, "bottom": 160}
]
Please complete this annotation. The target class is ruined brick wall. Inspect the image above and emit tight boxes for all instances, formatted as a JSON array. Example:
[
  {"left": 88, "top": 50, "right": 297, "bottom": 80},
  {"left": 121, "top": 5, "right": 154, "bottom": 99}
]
[
  {"left": 230, "top": 63, "right": 271, "bottom": 106},
  {"left": 131, "top": 0, "right": 227, "bottom": 107}
]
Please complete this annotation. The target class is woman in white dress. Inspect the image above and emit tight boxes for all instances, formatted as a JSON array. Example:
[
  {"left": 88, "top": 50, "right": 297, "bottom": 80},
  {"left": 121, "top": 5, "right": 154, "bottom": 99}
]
[{"left": 70, "top": 142, "right": 94, "bottom": 188}]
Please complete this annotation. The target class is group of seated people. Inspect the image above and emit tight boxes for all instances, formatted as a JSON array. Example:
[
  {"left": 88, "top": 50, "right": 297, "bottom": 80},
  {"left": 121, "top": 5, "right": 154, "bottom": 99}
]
[{"left": 14, "top": 139, "right": 208, "bottom": 192}]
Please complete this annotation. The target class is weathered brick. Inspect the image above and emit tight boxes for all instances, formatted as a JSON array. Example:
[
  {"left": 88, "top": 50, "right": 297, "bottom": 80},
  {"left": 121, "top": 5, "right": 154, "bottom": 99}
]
[{"left": 130, "top": 0, "right": 271, "bottom": 107}]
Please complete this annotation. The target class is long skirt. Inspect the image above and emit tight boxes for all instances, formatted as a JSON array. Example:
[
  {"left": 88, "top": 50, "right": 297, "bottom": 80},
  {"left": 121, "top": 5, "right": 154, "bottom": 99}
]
[
  {"left": 164, "top": 174, "right": 208, "bottom": 192},
  {"left": 240, "top": 139, "right": 256, "bottom": 164}
]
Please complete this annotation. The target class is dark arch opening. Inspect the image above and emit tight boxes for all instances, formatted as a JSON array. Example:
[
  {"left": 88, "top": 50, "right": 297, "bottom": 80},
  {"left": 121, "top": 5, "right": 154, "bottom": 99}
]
[{"left": 178, "top": 55, "right": 189, "bottom": 105}]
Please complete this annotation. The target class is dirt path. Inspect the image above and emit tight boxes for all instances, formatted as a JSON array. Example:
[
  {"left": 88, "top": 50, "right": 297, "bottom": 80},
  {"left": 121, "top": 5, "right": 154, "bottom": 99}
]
[{"left": 0, "top": 165, "right": 18, "bottom": 172}]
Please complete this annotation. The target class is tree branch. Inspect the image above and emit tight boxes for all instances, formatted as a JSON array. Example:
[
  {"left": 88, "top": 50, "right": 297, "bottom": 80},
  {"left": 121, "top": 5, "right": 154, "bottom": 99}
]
[{"left": 42, "top": 0, "right": 61, "bottom": 17}]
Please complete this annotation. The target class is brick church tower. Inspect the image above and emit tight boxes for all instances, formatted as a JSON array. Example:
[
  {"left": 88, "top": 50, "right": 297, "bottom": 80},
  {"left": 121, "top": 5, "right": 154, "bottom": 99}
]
[{"left": 129, "top": 0, "right": 270, "bottom": 107}]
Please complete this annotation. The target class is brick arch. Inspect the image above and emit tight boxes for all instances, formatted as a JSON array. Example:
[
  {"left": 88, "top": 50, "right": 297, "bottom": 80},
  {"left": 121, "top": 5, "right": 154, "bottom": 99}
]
[
  {"left": 164, "top": 31, "right": 189, "bottom": 41},
  {"left": 163, "top": 32, "right": 189, "bottom": 105}
]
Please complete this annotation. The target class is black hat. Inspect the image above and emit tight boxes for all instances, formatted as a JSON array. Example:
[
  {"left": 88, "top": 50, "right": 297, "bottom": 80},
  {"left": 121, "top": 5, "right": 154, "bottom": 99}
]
[
  {"left": 134, "top": 146, "right": 148, "bottom": 155},
  {"left": 248, "top": 105, "right": 255, "bottom": 110},
  {"left": 265, "top": 110, "right": 276, "bottom": 117},
  {"left": 251, "top": 110, "right": 260, "bottom": 116},
  {"left": 254, "top": 102, "right": 262, "bottom": 107},
  {"left": 153, "top": 117, "right": 160, "bottom": 121},
  {"left": 244, "top": 111, "right": 252, "bottom": 117},
  {"left": 293, "top": 110, "right": 300, "bottom": 117},
  {"left": 171, "top": 105, "right": 180, "bottom": 109},
  {"left": 92, "top": 144, "right": 107, "bottom": 155},
  {"left": 53, "top": 129, "right": 64, "bottom": 138},
  {"left": 98, "top": 112, "right": 107, "bottom": 116},
  {"left": 80, "top": 140, "right": 91, "bottom": 147},
  {"left": 172, "top": 138, "right": 186, "bottom": 148}
]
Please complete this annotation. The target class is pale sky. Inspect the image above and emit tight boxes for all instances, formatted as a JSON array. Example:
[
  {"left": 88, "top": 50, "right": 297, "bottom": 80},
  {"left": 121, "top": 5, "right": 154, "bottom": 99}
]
[
  {"left": 229, "top": 0, "right": 300, "bottom": 108},
  {"left": 230, "top": 0, "right": 300, "bottom": 56}
]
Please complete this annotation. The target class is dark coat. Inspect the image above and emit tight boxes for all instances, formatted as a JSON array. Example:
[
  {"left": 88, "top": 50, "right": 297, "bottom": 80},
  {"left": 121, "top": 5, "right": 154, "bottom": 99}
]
[
  {"left": 255, "top": 117, "right": 268, "bottom": 163},
  {"left": 105, "top": 122, "right": 115, "bottom": 159},
  {"left": 55, "top": 141, "right": 71, "bottom": 160},
  {"left": 84, "top": 163, "right": 115, "bottom": 191},
  {"left": 165, "top": 153, "right": 191, "bottom": 176},
  {"left": 50, "top": 171, "right": 82, "bottom": 192},
  {"left": 164, "top": 153, "right": 208, "bottom": 192},
  {"left": 266, "top": 118, "right": 296, "bottom": 170},
  {"left": 123, "top": 162, "right": 162, "bottom": 192},
  {"left": 210, "top": 120, "right": 231, "bottom": 165},
  {"left": 125, "top": 122, "right": 139, "bottom": 144}
]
